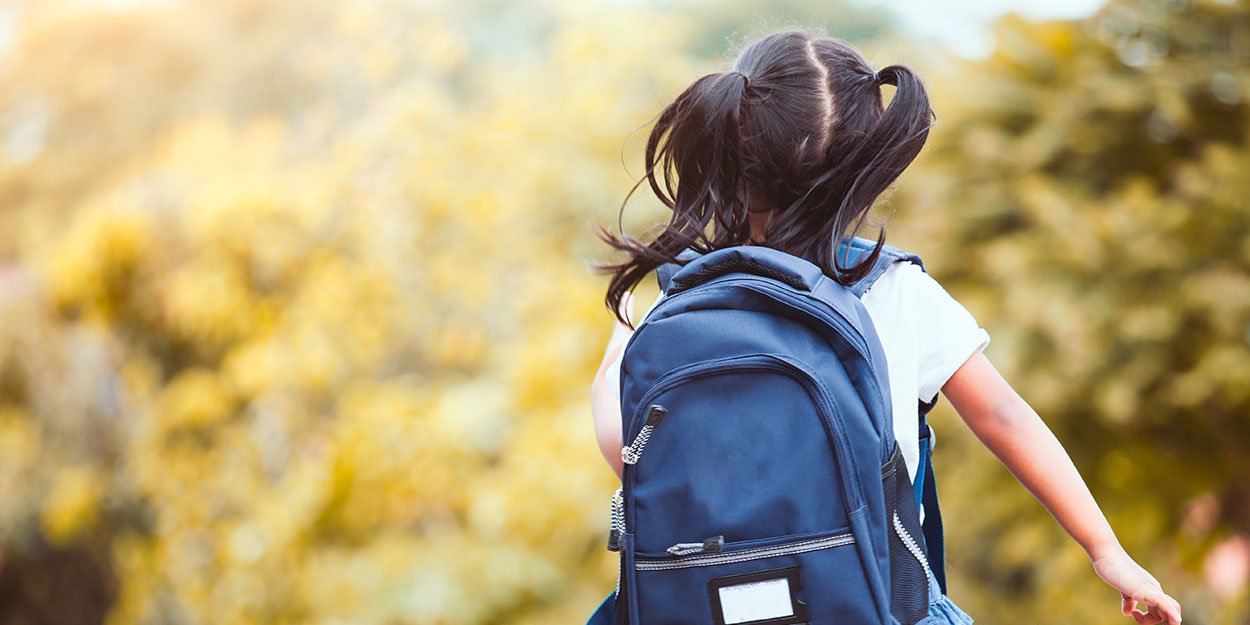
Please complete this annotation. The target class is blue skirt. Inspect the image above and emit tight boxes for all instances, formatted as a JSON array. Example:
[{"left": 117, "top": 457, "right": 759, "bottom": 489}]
[{"left": 924, "top": 564, "right": 975, "bottom": 624}]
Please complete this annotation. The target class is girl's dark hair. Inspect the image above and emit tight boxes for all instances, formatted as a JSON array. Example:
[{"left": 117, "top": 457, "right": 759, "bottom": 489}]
[{"left": 595, "top": 28, "right": 936, "bottom": 328}]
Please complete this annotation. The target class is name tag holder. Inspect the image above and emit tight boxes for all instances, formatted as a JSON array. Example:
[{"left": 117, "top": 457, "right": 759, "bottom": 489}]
[{"left": 707, "top": 565, "right": 808, "bottom": 625}]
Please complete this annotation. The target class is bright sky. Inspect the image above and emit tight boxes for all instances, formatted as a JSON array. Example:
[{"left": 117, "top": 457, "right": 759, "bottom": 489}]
[{"left": 863, "top": 0, "right": 1109, "bottom": 58}]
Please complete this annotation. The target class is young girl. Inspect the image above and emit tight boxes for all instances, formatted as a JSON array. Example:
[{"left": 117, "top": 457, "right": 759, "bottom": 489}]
[{"left": 590, "top": 29, "right": 1183, "bottom": 625}]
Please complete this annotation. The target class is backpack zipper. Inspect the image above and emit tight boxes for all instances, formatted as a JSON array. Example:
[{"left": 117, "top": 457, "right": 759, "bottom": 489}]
[
  {"left": 635, "top": 276, "right": 874, "bottom": 380},
  {"left": 665, "top": 535, "right": 724, "bottom": 556},
  {"left": 620, "top": 353, "right": 864, "bottom": 554},
  {"left": 892, "top": 510, "right": 934, "bottom": 581},
  {"left": 608, "top": 486, "right": 625, "bottom": 595},
  {"left": 636, "top": 531, "right": 855, "bottom": 571},
  {"left": 624, "top": 277, "right": 889, "bottom": 440},
  {"left": 620, "top": 404, "right": 667, "bottom": 465},
  {"left": 607, "top": 487, "right": 625, "bottom": 551}
]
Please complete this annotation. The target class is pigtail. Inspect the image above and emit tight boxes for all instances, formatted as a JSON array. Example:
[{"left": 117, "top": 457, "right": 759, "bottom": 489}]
[
  {"left": 776, "top": 59, "right": 936, "bottom": 286},
  {"left": 835, "top": 64, "right": 934, "bottom": 274},
  {"left": 595, "top": 70, "right": 754, "bottom": 329}
]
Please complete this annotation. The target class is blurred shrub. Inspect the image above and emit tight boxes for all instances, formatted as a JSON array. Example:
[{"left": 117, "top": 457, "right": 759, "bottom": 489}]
[
  {"left": 893, "top": 1, "right": 1250, "bottom": 622},
  {"left": 0, "top": 1, "right": 696, "bottom": 623}
]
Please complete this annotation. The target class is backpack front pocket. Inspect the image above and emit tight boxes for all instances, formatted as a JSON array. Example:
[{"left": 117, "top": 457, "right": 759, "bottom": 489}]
[{"left": 628, "top": 527, "right": 876, "bottom": 625}]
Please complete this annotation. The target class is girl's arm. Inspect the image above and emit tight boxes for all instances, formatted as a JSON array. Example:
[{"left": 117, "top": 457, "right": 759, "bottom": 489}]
[
  {"left": 590, "top": 292, "right": 633, "bottom": 481},
  {"left": 941, "top": 350, "right": 1183, "bottom": 625}
]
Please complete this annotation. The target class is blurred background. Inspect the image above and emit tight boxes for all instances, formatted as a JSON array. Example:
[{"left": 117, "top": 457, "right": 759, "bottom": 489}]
[{"left": 0, "top": 0, "right": 1246, "bottom": 623}]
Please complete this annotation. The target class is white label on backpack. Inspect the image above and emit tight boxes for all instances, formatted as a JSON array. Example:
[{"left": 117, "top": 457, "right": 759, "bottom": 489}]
[{"left": 717, "top": 577, "right": 794, "bottom": 624}]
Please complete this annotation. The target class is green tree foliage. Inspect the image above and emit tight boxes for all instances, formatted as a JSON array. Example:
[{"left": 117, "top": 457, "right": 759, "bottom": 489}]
[{"left": 890, "top": 1, "right": 1250, "bottom": 622}]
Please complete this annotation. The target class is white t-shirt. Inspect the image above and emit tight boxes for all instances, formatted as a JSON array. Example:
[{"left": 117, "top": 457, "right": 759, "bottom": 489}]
[{"left": 605, "top": 260, "right": 990, "bottom": 520}]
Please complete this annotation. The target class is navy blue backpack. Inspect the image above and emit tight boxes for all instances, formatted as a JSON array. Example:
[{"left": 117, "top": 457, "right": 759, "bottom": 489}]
[{"left": 586, "top": 236, "right": 949, "bottom": 625}]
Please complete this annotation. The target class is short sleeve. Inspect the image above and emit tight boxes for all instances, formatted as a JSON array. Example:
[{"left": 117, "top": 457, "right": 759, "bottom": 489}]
[
  {"left": 604, "top": 290, "right": 666, "bottom": 398},
  {"left": 906, "top": 265, "right": 991, "bottom": 403},
  {"left": 605, "top": 346, "right": 625, "bottom": 398}
]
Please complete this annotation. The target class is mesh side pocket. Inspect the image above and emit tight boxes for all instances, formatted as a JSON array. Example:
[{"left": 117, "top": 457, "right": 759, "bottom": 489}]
[{"left": 882, "top": 445, "right": 930, "bottom": 625}]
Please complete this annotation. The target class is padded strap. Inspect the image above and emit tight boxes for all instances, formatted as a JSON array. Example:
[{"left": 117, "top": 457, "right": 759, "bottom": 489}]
[
  {"left": 921, "top": 440, "right": 946, "bottom": 595},
  {"left": 654, "top": 237, "right": 926, "bottom": 296},
  {"left": 667, "top": 246, "right": 825, "bottom": 294},
  {"left": 655, "top": 248, "right": 703, "bottom": 292},
  {"left": 837, "top": 236, "right": 926, "bottom": 298},
  {"left": 913, "top": 429, "right": 928, "bottom": 515}
]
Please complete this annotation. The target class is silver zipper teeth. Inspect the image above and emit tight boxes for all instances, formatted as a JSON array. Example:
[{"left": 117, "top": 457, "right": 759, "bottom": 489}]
[
  {"left": 621, "top": 424, "right": 654, "bottom": 465},
  {"left": 635, "top": 533, "right": 855, "bottom": 571},
  {"left": 892, "top": 511, "right": 934, "bottom": 581},
  {"left": 611, "top": 488, "right": 625, "bottom": 534},
  {"left": 611, "top": 487, "right": 624, "bottom": 595}
]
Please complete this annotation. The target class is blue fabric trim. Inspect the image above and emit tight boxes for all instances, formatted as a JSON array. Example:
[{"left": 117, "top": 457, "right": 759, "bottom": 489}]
[{"left": 585, "top": 591, "right": 614, "bottom": 625}]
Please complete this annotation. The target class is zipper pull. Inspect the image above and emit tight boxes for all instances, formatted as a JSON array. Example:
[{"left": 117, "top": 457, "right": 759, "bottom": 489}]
[
  {"left": 621, "top": 404, "right": 667, "bottom": 465},
  {"left": 607, "top": 487, "right": 625, "bottom": 552},
  {"left": 666, "top": 535, "right": 724, "bottom": 556}
]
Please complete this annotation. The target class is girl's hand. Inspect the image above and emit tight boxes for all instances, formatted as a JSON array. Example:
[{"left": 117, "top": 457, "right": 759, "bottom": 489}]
[{"left": 1091, "top": 547, "right": 1182, "bottom": 625}]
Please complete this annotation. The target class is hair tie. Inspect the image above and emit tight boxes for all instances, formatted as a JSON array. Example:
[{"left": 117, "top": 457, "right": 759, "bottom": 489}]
[
  {"left": 730, "top": 70, "right": 750, "bottom": 89},
  {"left": 872, "top": 69, "right": 881, "bottom": 85}
]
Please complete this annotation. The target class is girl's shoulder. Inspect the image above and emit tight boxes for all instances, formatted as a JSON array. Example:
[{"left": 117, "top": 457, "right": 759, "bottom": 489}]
[
  {"left": 862, "top": 260, "right": 989, "bottom": 342},
  {"left": 860, "top": 258, "right": 927, "bottom": 303}
]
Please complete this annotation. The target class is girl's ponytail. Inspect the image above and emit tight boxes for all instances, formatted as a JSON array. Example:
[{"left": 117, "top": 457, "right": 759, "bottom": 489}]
[
  {"left": 775, "top": 56, "right": 936, "bottom": 283},
  {"left": 598, "top": 69, "right": 755, "bottom": 328},
  {"left": 840, "top": 63, "right": 934, "bottom": 269}
]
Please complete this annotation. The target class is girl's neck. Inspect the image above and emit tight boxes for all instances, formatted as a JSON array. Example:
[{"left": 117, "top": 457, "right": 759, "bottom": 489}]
[{"left": 748, "top": 209, "right": 774, "bottom": 244}]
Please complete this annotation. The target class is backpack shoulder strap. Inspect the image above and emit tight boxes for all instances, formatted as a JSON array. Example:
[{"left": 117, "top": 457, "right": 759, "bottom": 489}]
[
  {"left": 840, "top": 236, "right": 948, "bottom": 592},
  {"left": 836, "top": 236, "right": 926, "bottom": 298},
  {"left": 655, "top": 247, "right": 704, "bottom": 292},
  {"left": 656, "top": 238, "right": 927, "bottom": 295},
  {"left": 918, "top": 395, "right": 947, "bottom": 595}
]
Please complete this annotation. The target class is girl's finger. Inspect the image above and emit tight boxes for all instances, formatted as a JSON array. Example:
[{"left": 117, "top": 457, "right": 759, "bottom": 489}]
[
  {"left": 1158, "top": 594, "right": 1183, "bottom": 624},
  {"left": 1146, "top": 604, "right": 1166, "bottom": 625},
  {"left": 1127, "top": 596, "right": 1165, "bottom": 625},
  {"left": 1131, "top": 605, "right": 1162, "bottom": 625},
  {"left": 1124, "top": 594, "right": 1152, "bottom": 619},
  {"left": 1143, "top": 592, "right": 1182, "bottom": 625}
]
